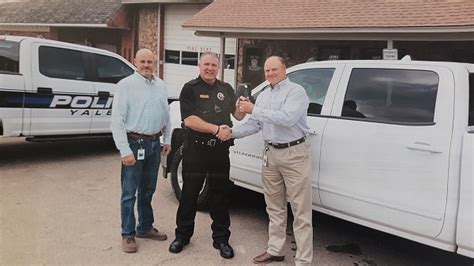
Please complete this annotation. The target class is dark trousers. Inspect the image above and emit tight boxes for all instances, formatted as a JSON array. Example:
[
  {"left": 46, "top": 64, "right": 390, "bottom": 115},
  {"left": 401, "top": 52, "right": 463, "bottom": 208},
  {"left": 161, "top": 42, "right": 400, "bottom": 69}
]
[{"left": 174, "top": 140, "right": 233, "bottom": 244}]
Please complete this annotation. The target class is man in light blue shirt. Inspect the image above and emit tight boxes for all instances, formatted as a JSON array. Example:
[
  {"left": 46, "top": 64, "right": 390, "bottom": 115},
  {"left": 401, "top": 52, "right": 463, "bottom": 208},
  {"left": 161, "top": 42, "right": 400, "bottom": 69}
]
[
  {"left": 111, "top": 48, "right": 171, "bottom": 253},
  {"left": 232, "top": 56, "right": 313, "bottom": 265}
]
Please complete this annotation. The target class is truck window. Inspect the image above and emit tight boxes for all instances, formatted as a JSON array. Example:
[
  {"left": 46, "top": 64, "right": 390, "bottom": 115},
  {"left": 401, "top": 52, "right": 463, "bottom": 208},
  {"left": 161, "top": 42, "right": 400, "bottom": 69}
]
[
  {"left": 94, "top": 54, "right": 134, "bottom": 84},
  {"left": 342, "top": 68, "right": 439, "bottom": 124},
  {"left": 39, "top": 46, "right": 85, "bottom": 80},
  {"left": 0, "top": 40, "right": 19, "bottom": 74},
  {"left": 288, "top": 68, "right": 335, "bottom": 115},
  {"left": 469, "top": 73, "right": 474, "bottom": 126}
]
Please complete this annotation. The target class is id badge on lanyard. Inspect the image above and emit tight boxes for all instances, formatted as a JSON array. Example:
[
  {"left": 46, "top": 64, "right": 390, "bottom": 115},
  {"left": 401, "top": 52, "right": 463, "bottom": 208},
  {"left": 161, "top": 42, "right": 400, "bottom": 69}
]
[
  {"left": 262, "top": 145, "right": 269, "bottom": 167},
  {"left": 137, "top": 139, "right": 145, "bottom": 160}
]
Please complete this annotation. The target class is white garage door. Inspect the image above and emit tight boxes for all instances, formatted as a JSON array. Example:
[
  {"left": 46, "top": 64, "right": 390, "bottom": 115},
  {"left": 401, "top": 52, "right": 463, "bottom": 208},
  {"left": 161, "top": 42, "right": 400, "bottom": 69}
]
[{"left": 164, "top": 4, "right": 236, "bottom": 98}]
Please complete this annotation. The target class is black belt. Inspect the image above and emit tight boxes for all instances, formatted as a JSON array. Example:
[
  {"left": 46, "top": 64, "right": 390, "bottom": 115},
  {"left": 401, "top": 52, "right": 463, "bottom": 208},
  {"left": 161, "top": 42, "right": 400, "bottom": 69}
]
[
  {"left": 127, "top": 132, "right": 162, "bottom": 140},
  {"left": 189, "top": 133, "right": 230, "bottom": 147},
  {"left": 268, "top": 137, "right": 305, "bottom": 149}
]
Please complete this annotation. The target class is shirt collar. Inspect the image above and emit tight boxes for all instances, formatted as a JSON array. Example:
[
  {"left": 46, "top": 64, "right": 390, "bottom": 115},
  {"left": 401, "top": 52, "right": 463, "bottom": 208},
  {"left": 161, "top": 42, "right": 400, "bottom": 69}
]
[
  {"left": 271, "top": 78, "right": 290, "bottom": 90},
  {"left": 135, "top": 71, "right": 156, "bottom": 85},
  {"left": 198, "top": 75, "right": 219, "bottom": 90}
]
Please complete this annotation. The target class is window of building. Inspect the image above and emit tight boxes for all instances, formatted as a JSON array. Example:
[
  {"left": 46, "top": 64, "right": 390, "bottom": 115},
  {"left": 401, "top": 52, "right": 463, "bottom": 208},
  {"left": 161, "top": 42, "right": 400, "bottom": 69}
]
[
  {"left": 224, "top": 54, "right": 235, "bottom": 69},
  {"left": 39, "top": 46, "right": 85, "bottom": 80},
  {"left": 181, "top": 51, "right": 198, "bottom": 66},
  {"left": 94, "top": 54, "right": 134, "bottom": 84},
  {"left": 288, "top": 68, "right": 335, "bottom": 115},
  {"left": 0, "top": 40, "right": 20, "bottom": 74},
  {"left": 165, "top": 50, "right": 180, "bottom": 64},
  {"left": 342, "top": 68, "right": 439, "bottom": 123}
]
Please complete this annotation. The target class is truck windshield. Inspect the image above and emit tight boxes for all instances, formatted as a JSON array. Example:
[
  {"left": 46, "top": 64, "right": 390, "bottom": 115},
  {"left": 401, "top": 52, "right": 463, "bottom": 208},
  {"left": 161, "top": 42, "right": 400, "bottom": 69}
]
[{"left": 0, "top": 40, "right": 20, "bottom": 74}]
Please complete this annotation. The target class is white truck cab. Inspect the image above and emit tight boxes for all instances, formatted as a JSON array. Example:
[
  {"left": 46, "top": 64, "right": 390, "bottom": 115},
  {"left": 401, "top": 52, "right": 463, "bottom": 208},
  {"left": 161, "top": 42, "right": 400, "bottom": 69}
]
[
  {"left": 165, "top": 58, "right": 474, "bottom": 258},
  {"left": 0, "top": 36, "right": 135, "bottom": 140}
]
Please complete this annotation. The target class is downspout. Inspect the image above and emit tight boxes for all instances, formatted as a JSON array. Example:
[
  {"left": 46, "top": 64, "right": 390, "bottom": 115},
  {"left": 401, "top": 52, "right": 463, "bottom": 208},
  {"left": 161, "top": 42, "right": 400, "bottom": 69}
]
[
  {"left": 158, "top": 3, "right": 165, "bottom": 79},
  {"left": 219, "top": 33, "right": 225, "bottom": 81}
]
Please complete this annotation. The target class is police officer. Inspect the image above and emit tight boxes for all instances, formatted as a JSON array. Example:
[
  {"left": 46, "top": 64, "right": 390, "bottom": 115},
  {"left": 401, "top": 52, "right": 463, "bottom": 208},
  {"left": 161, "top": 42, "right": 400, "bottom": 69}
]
[{"left": 169, "top": 52, "right": 245, "bottom": 259}]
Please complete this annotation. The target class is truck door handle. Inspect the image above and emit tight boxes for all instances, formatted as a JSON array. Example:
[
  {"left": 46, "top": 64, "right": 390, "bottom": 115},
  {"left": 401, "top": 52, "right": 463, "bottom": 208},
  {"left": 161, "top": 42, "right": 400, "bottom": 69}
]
[
  {"left": 98, "top": 91, "right": 110, "bottom": 98},
  {"left": 37, "top": 87, "right": 52, "bottom": 95},
  {"left": 308, "top": 130, "right": 319, "bottom": 136},
  {"left": 406, "top": 142, "right": 442, "bottom": 154}
]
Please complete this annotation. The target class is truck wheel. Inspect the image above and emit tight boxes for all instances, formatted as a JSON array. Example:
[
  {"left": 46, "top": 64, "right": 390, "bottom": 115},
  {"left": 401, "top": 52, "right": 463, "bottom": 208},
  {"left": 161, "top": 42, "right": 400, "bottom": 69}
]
[{"left": 170, "top": 145, "right": 211, "bottom": 211}]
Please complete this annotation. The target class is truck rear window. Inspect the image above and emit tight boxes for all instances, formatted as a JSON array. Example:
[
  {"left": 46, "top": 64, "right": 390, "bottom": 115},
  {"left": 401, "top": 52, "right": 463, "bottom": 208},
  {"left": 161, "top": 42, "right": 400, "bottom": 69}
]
[{"left": 0, "top": 40, "right": 20, "bottom": 74}]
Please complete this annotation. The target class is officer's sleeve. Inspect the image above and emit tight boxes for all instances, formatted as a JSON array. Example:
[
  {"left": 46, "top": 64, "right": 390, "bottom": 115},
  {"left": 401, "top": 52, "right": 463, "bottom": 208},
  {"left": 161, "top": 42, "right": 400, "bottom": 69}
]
[{"left": 179, "top": 84, "right": 196, "bottom": 121}]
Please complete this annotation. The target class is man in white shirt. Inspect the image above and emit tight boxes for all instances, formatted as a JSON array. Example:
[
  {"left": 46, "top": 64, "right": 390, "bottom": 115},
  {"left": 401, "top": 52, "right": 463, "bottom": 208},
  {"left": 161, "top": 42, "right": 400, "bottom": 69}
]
[{"left": 110, "top": 49, "right": 171, "bottom": 253}]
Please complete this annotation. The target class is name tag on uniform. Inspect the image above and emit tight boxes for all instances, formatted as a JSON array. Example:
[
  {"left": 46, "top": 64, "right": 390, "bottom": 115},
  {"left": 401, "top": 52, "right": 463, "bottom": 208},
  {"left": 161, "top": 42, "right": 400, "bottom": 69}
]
[{"left": 199, "top": 94, "right": 210, "bottom": 99}]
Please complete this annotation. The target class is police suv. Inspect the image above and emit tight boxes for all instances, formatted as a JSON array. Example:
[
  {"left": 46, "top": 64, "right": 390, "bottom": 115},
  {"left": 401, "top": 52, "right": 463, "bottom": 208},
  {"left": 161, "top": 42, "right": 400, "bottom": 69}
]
[
  {"left": 0, "top": 36, "right": 135, "bottom": 140},
  {"left": 164, "top": 57, "right": 474, "bottom": 258}
]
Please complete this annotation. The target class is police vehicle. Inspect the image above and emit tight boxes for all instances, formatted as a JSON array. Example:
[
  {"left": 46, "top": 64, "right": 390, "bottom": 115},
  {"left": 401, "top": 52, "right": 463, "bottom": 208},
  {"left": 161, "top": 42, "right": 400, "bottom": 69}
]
[
  {"left": 0, "top": 36, "right": 135, "bottom": 141},
  {"left": 164, "top": 57, "right": 474, "bottom": 258}
]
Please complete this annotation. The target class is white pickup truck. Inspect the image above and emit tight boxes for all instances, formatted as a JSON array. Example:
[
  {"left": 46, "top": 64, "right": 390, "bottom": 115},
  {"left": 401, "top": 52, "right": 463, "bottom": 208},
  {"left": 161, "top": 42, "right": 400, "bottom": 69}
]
[
  {"left": 0, "top": 36, "right": 135, "bottom": 140},
  {"left": 164, "top": 58, "right": 474, "bottom": 258}
]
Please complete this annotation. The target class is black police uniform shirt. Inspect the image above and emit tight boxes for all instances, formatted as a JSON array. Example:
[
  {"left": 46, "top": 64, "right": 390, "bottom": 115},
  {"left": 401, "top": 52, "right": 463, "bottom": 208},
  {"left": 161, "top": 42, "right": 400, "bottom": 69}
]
[{"left": 179, "top": 76, "right": 237, "bottom": 138}]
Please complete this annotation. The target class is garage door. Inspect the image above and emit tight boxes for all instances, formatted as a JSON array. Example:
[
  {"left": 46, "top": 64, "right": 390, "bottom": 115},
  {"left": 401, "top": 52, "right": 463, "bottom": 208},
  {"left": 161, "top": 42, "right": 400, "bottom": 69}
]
[{"left": 164, "top": 4, "right": 236, "bottom": 98}]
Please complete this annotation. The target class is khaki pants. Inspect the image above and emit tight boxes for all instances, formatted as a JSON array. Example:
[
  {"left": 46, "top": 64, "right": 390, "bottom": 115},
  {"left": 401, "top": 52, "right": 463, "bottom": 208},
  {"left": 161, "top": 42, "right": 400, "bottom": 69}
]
[{"left": 262, "top": 142, "right": 313, "bottom": 265}]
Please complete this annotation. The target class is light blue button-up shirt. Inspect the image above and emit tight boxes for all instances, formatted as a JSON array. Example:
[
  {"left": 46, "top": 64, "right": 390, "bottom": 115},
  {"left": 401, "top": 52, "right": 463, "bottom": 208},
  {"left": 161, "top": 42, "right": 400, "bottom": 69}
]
[
  {"left": 111, "top": 72, "right": 171, "bottom": 157},
  {"left": 232, "top": 78, "right": 309, "bottom": 143}
]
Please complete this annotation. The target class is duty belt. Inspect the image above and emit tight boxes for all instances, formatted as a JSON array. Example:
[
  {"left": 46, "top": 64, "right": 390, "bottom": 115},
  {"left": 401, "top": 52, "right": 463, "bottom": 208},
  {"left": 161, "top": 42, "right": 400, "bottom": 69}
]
[
  {"left": 267, "top": 137, "right": 305, "bottom": 149},
  {"left": 189, "top": 133, "right": 230, "bottom": 147},
  {"left": 127, "top": 131, "right": 162, "bottom": 140}
]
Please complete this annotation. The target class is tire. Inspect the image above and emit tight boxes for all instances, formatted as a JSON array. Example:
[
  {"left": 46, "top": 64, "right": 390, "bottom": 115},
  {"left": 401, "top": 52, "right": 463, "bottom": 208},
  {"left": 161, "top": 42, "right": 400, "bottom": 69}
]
[{"left": 170, "top": 145, "right": 211, "bottom": 211}]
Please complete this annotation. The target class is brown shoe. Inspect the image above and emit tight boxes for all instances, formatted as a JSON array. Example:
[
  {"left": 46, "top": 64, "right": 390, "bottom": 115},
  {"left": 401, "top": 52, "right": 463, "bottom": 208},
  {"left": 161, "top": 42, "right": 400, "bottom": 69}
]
[
  {"left": 122, "top": 237, "right": 137, "bottom": 253},
  {"left": 136, "top": 228, "right": 168, "bottom": 241},
  {"left": 253, "top": 252, "right": 285, "bottom": 264}
]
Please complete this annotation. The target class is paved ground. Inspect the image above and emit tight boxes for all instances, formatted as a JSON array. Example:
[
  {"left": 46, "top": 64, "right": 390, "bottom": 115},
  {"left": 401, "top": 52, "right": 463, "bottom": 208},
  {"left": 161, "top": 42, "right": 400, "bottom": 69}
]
[{"left": 0, "top": 137, "right": 473, "bottom": 265}]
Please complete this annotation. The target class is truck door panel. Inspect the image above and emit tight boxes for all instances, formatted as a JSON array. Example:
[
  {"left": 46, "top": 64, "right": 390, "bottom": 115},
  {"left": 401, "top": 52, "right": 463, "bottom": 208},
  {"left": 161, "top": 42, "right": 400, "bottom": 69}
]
[
  {"left": 90, "top": 52, "right": 134, "bottom": 134},
  {"left": 29, "top": 44, "right": 94, "bottom": 135},
  {"left": 319, "top": 65, "right": 453, "bottom": 238}
]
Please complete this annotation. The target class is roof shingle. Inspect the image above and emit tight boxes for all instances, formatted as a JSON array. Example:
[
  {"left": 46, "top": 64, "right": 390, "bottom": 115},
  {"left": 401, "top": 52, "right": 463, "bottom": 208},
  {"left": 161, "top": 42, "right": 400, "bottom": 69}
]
[
  {"left": 0, "top": 0, "right": 122, "bottom": 25},
  {"left": 183, "top": 0, "right": 474, "bottom": 29}
]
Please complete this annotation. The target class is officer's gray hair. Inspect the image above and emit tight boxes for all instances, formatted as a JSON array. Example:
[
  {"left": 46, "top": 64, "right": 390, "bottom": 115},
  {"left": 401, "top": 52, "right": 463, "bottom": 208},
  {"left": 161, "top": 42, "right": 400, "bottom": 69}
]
[{"left": 199, "top": 52, "right": 220, "bottom": 63}]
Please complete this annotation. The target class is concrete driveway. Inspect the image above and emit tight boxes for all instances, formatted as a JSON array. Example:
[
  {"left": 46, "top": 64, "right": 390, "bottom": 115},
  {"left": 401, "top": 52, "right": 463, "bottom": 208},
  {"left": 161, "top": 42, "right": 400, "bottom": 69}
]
[{"left": 0, "top": 137, "right": 472, "bottom": 265}]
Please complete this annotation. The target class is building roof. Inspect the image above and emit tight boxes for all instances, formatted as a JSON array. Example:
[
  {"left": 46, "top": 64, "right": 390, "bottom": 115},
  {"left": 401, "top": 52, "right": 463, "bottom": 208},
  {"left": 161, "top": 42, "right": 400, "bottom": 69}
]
[
  {"left": 0, "top": 0, "right": 123, "bottom": 26},
  {"left": 183, "top": 0, "right": 474, "bottom": 35}
]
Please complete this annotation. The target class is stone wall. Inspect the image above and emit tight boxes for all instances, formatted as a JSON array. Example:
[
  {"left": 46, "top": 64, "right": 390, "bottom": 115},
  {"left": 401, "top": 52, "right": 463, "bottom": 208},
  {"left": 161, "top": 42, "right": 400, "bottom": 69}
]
[{"left": 137, "top": 4, "right": 159, "bottom": 56}]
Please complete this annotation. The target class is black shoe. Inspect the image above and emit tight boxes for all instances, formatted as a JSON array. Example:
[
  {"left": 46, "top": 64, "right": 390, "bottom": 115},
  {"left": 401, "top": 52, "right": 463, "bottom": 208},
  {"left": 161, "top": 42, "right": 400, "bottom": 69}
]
[
  {"left": 213, "top": 242, "right": 234, "bottom": 259},
  {"left": 169, "top": 238, "right": 189, "bottom": 253}
]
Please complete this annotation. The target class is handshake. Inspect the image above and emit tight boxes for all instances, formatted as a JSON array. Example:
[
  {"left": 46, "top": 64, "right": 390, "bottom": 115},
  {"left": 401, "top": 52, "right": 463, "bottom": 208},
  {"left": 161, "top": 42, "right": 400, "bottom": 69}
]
[
  {"left": 214, "top": 96, "right": 253, "bottom": 142},
  {"left": 215, "top": 124, "right": 232, "bottom": 141}
]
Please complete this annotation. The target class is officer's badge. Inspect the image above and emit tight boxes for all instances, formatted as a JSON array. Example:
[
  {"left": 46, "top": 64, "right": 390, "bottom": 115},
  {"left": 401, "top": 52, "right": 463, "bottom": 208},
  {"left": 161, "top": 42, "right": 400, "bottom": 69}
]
[{"left": 217, "top": 92, "right": 225, "bottom": 101}]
